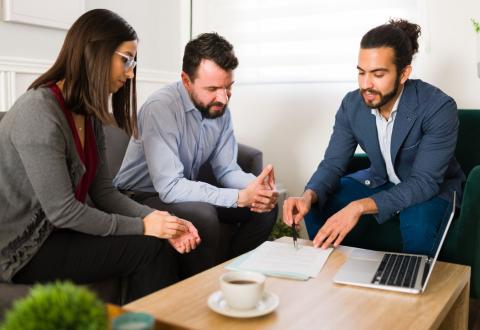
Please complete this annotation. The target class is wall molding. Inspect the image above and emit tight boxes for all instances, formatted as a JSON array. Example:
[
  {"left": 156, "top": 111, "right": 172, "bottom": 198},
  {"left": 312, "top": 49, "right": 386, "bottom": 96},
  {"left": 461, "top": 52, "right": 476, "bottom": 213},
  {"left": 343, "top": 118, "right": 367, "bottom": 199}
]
[
  {"left": 0, "top": 56, "right": 178, "bottom": 82},
  {"left": 0, "top": 56, "right": 177, "bottom": 111},
  {"left": 2, "top": 0, "right": 85, "bottom": 30},
  {"left": 0, "top": 71, "right": 15, "bottom": 111},
  {"left": 0, "top": 56, "right": 51, "bottom": 74}
]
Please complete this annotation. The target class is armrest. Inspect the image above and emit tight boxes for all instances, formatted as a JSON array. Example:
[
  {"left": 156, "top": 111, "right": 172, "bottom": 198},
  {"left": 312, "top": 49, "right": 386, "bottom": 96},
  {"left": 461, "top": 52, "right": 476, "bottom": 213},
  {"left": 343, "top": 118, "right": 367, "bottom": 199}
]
[
  {"left": 103, "top": 125, "right": 130, "bottom": 178},
  {"left": 453, "top": 165, "right": 480, "bottom": 298},
  {"left": 197, "top": 143, "right": 263, "bottom": 186},
  {"left": 237, "top": 143, "right": 263, "bottom": 176},
  {"left": 346, "top": 153, "right": 370, "bottom": 174}
]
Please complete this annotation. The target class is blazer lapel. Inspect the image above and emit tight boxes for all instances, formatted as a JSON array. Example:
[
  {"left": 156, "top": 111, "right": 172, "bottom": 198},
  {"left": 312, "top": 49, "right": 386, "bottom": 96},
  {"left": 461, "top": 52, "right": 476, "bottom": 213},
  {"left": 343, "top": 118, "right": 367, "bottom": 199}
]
[
  {"left": 357, "top": 101, "right": 386, "bottom": 172},
  {"left": 391, "top": 81, "right": 418, "bottom": 163}
]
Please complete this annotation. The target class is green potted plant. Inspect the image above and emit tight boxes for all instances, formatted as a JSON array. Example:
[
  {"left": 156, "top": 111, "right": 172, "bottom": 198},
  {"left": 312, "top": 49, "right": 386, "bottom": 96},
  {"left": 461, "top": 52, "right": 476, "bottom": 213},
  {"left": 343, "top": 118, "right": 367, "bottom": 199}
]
[
  {"left": 473, "top": 18, "right": 480, "bottom": 78},
  {"left": 269, "top": 219, "right": 293, "bottom": 240},
  {"left": 0, "top": 281, "right": 108, "bottom": 330}
]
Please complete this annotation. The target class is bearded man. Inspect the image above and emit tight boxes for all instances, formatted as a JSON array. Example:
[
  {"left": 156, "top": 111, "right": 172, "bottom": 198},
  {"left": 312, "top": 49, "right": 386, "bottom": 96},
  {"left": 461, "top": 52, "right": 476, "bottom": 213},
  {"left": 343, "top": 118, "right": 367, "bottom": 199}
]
[
  {"left": 283, "top": 19, "right": 464, "bottom": 256},
  {"left": 114, "top": 33, "right": 278, "bottom": 277}
]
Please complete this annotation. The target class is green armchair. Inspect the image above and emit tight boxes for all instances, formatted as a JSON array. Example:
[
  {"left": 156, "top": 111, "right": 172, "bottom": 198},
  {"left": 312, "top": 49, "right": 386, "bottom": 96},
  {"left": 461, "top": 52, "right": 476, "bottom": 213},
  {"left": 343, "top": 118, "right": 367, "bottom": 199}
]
[{"left": 346, "top": 109, "right": 480, "bottom": 298}]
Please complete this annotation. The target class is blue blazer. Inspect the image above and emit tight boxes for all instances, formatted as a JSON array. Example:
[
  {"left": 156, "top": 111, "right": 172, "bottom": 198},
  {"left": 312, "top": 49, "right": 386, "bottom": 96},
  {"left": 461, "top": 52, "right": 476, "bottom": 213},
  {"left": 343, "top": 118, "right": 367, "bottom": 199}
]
[{"left": 306, "top": 79, "right": 465, "bottom": 223}]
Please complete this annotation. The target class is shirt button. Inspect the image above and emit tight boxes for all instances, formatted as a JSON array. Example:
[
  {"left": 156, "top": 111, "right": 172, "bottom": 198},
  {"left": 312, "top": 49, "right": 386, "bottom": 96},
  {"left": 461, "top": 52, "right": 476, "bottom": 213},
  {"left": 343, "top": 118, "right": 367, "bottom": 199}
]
[{"left": 364, "top": 180, "right": 371, "bottom": 186}]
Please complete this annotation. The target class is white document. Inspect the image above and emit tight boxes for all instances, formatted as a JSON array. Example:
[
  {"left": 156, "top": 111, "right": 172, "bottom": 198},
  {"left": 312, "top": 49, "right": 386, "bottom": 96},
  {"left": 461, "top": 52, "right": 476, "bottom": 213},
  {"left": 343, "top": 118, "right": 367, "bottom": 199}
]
[{"left": 226, "top": 241, "right": 333, "bottom": 280}]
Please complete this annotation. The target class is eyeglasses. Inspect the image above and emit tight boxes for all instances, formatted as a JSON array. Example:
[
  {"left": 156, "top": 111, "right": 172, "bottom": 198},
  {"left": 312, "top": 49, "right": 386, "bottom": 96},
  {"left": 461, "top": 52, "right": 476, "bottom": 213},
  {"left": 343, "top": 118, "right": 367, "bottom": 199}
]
[{"left": 115, "top": 51, "right": 137, "bottom": 71}]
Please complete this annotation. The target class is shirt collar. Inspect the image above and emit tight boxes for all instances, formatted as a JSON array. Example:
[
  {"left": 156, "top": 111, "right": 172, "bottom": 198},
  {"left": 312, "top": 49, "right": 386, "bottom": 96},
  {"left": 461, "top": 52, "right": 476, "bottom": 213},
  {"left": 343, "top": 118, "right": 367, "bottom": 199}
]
[
  {"left": 177, "top": 81, "right": 197, "bottom": 113},
  {"left": 370, "top": 87, "right": 404, "bottom": 118}
]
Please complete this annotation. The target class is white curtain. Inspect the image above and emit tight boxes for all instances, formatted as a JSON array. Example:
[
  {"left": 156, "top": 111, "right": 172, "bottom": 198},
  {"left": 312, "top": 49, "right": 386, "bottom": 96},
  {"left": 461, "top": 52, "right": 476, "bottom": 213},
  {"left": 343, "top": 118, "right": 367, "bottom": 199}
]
[{"left": 192, "top": 0, "right": 426, "bottom": 83}]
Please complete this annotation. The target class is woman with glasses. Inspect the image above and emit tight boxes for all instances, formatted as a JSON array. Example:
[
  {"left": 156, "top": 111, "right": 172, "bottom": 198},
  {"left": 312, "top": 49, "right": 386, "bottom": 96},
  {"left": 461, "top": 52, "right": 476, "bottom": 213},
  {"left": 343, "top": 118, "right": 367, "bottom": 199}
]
[{"left": 0, "top": 9, "right": 200, "bottom": 302}]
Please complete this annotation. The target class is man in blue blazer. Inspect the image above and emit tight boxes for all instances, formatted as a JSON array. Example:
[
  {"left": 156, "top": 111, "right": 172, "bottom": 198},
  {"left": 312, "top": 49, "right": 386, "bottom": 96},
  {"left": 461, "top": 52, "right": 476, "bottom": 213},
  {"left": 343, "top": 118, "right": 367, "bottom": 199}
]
[{"left": 283, "top": 19, "right": 465, "bottom": 256}]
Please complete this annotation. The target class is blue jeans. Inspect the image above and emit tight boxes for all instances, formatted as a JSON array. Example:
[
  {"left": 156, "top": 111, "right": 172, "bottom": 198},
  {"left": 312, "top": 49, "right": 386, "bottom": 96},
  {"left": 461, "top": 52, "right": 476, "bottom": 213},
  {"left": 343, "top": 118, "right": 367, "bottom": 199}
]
[{"left": 305, "top": 177, "right": 451, "bottom": 256}]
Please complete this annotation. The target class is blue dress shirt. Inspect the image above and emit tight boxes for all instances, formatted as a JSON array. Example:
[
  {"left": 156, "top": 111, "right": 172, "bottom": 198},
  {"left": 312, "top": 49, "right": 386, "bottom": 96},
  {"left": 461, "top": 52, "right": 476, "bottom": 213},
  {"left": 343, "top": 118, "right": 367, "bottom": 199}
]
[{"left": 113, "top": 81, "right": 255, "bottom": 207}]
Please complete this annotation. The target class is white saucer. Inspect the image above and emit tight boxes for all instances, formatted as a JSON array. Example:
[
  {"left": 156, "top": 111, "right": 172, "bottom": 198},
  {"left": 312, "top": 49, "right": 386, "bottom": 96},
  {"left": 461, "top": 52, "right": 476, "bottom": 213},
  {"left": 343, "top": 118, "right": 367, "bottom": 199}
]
[{"left": 207, "top": 290, "right": 279, "bottom": 318}]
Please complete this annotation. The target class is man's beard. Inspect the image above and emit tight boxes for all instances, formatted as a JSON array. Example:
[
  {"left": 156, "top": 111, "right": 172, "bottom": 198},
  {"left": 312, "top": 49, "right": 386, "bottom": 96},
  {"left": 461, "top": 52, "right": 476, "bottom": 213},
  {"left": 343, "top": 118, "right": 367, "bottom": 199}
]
[
  {"left": 190, "top": 93, "right": 227, "bottom": 119},
  {"left": 192, "top": 99, "right": 227, "bottom": 119},
  {"left": 360, "top": 74, "right": 401, "bottom": 110}
]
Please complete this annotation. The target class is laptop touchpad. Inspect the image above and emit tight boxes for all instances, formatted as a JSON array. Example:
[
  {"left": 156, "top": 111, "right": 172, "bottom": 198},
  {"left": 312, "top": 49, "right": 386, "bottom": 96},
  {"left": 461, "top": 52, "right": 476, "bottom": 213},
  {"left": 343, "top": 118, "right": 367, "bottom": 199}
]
[
  {"left": 350, "top": 249, "right": 384, "bottom": 261},
  {"left": 335, "top": 258, "right": 380, "bottom": 284}
]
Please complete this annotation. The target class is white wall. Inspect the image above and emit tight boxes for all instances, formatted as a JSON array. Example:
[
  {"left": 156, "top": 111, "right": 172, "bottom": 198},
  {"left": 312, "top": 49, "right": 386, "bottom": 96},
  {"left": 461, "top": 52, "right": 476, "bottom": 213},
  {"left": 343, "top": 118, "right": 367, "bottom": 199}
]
[
  {"left": 228, "top": 0, "right": 480, "bottom": 197},
  {"left": 0, "top": 0, "right": 187, "bottom": 110},
  {"left": 229, "top": 82, "right": 355, "bottom": 195},
  {"left": 0, "top": 3, "right": 65, "bottom": 60},
  {"left": 415, "top": 0, "right": 480, "bottom": 108}
]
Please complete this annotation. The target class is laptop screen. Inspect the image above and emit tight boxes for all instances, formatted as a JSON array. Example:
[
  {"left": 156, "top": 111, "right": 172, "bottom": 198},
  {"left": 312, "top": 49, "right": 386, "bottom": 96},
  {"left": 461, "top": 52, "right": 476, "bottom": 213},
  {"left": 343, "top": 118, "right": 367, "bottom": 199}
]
[{"left": 421, "top": 191, "right": 456, "bottom": 291}]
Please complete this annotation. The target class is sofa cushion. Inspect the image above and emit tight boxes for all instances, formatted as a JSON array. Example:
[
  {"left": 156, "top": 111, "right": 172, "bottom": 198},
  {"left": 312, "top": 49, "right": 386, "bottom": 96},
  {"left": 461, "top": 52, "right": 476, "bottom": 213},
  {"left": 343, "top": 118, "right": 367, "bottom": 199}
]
[{"left": 103, "top": 124, "right": 130, "bottom": 178}]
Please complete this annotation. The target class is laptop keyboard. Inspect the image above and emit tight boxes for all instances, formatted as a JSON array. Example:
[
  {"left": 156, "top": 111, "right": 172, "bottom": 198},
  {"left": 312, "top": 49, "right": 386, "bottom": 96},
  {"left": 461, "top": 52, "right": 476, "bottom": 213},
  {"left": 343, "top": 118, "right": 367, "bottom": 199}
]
[{"left": 371, "top": 253, "right": 421, "bottom": 288}]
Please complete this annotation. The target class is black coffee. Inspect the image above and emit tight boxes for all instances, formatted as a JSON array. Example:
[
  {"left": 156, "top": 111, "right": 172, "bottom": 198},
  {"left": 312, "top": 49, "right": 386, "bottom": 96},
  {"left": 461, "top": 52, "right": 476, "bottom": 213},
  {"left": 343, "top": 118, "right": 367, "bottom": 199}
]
[{"left": 228, "top": 280, "right": 256, "bottom": 285}]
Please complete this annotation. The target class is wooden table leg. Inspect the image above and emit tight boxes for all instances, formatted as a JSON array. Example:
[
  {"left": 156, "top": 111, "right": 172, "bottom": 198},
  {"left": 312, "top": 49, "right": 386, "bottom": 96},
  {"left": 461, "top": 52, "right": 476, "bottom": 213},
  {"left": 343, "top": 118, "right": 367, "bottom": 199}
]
[{"left": 439, "top": 282, "right": 470, "bottom": 330}]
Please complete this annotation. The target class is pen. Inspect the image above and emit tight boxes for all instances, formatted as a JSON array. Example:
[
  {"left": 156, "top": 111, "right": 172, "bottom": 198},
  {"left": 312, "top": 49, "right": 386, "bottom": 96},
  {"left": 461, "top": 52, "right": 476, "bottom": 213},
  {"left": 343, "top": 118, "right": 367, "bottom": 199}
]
[{"left": 292, "top": 222, "right": 298, "bottom": 248}]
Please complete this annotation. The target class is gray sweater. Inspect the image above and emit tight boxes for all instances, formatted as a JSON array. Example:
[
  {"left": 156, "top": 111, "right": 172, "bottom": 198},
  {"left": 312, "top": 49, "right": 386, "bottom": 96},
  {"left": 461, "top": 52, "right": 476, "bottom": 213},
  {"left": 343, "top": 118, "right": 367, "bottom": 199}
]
[{"left": 0, "top": 87, "right": 153, "bottom": 282}]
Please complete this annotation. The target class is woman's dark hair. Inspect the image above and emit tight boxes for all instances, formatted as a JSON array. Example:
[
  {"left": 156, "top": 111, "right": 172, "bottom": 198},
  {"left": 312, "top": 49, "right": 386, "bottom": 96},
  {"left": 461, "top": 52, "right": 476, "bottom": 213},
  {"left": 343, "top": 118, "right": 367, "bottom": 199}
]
[
  {"left": 360, "top": 19, "right": 421, "bottom": 74},
  {"left": 29, "top": 9, "right": 138, "bottom": 136},
  {"left": 182, "top": 32, "right": 238, "bottom": 80}
]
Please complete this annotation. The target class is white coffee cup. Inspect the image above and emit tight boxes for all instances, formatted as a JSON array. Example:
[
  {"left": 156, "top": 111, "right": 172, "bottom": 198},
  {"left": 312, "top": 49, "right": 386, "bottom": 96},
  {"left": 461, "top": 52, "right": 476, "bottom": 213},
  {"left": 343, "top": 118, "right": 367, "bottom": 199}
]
[{"left": 219, "top": 271, "right": 266, "bottom": 310}]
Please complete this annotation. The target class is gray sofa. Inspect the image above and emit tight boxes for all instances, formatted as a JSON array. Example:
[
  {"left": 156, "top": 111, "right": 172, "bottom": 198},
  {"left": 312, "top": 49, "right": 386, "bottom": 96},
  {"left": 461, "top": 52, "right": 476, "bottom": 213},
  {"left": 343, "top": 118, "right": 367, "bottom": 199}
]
[{"left": 0, "top": 110, "right": 263, "bottom": 318}]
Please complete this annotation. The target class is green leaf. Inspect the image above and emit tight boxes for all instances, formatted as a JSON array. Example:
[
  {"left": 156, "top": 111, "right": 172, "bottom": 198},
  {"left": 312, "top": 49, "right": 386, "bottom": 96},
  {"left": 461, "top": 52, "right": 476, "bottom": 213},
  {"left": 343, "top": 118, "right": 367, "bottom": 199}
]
[
  {"left": 269, "top": 220, "right": 295, "bottom": 240},
  {"left": 472, "top": 18, "right": 480, "bottom": 33}
]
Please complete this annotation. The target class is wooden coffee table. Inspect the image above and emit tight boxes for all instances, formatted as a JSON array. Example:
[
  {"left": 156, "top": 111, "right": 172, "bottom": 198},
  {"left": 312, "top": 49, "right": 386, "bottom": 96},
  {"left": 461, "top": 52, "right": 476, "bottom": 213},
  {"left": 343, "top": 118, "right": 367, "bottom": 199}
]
[{"left": 124, "top": 237, "right": 470, "bottom": 330}]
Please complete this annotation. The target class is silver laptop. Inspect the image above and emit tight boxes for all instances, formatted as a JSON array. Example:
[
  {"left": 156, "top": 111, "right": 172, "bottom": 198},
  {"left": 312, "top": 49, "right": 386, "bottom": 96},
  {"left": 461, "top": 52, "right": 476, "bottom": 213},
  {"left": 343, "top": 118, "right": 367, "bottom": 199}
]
[{"left": 334, "top": 191, "right": 456, "bottom": 294}]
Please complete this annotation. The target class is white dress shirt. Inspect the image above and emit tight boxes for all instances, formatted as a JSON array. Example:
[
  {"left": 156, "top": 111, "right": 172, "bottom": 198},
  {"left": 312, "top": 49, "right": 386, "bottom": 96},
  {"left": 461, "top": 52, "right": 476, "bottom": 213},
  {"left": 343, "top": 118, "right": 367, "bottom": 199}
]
[{"left": 371, "top": 89, "right": 404, "bottom": 185}]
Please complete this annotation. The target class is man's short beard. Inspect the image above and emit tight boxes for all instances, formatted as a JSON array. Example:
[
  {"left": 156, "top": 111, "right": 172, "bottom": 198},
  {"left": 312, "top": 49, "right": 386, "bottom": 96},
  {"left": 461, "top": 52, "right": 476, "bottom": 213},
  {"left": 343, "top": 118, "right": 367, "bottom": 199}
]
[
  {"left": 361, "top": 73, "right": 401, "bottom": 110},
  {"left": 190, "top": 92, "right": 227, "bottom": 119},
  {"left": 194, "top": 101, "right": 226, "bottom": 119}
]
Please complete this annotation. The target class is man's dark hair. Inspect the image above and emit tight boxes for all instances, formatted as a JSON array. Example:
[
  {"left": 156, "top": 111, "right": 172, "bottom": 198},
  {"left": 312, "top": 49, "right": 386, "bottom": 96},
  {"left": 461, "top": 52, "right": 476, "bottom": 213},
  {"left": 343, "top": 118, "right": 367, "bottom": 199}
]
[
  {"left": 360, "top": 19, "right": 421, "bottom": 74},
  {"left": 30, "top": 9, "right": 139, "bottom": 137},
  {"left": 182, "top": 32, "right": 239, "bottom": 80}
]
